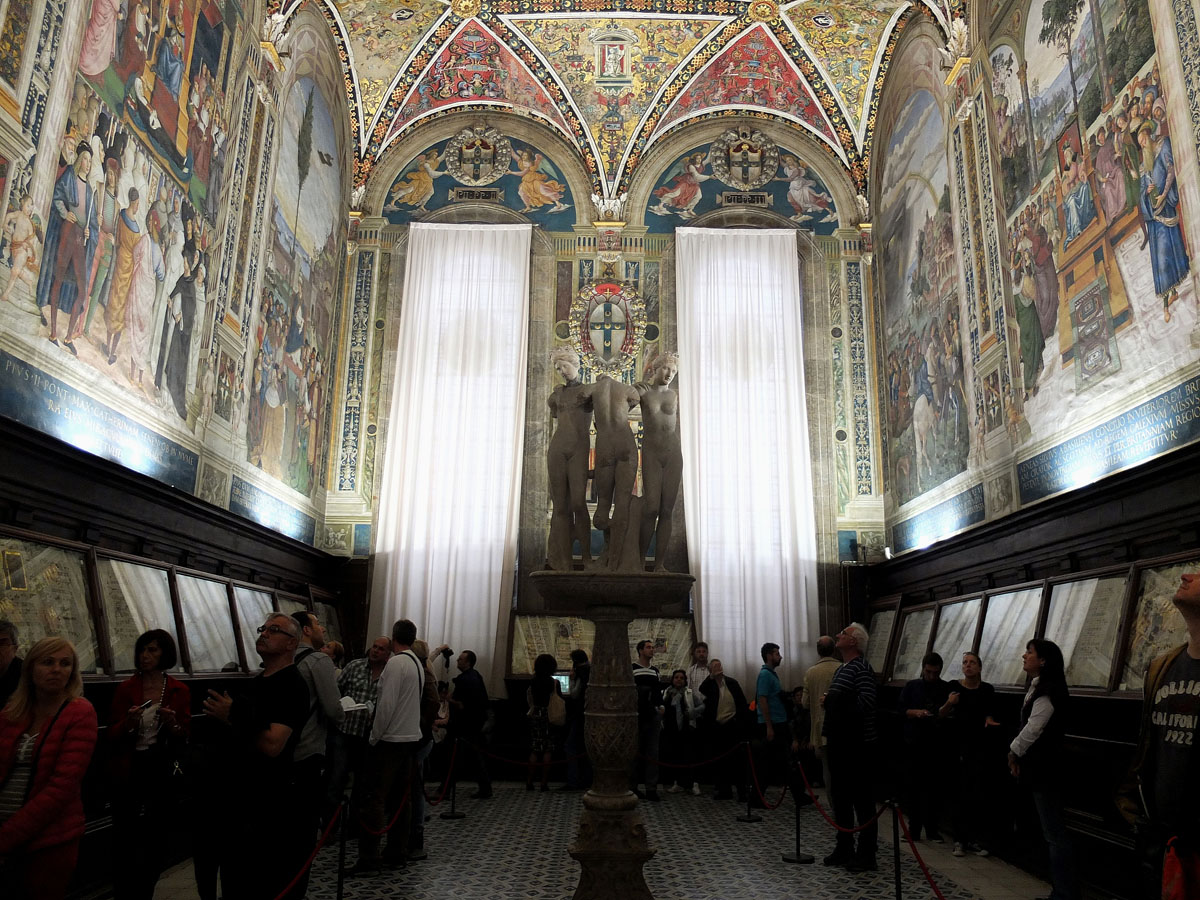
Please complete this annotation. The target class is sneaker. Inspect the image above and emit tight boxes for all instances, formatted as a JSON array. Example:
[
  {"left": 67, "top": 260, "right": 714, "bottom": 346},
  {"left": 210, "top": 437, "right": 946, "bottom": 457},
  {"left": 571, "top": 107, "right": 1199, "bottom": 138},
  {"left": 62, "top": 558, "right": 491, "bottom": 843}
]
[
  {"left": 691, "top": 784, "right": 701, "bottom": 796},
  {"left": 407, "top": 848, "right": 428, "bottom": 861},
  {"left": 666, "top": 784, "right": 683, "bottom": 793},
  {"left": 952, "top": 842, "right": 965, "bottom": 857},
  {"left": 972, "top": 845, "right": 990, "bottom": 858},
  {"left": 342, "top": 860, "right": 382, "bottom": 878}
]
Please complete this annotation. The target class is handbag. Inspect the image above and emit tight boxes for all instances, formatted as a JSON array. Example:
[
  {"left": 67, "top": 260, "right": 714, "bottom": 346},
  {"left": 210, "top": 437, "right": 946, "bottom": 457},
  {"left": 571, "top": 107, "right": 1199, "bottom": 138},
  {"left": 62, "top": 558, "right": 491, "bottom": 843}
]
[
  {"left": 1163, "top": 836, "right": 1200, "bottom": 900},
  {"left": 547, "top": 689, "right": 567, "bottom": 727}
]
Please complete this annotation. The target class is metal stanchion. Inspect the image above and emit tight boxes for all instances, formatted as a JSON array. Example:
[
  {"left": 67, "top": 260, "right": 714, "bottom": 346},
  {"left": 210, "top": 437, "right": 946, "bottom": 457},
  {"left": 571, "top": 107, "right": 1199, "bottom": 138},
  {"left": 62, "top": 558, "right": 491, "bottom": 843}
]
[
  {"left": 440, "top": 738, "right": 466, "bottom": 820},
  {"left": 736, "top": 742, "right": 762, "bottom": 823},
  {"left": 336, "top": 800, "right": 348, "bottom": 900},
  {"left": 781, "top": 766, "right": 814, "bottom": 864},
  {"left": 892, "top": 801, "right": 903, "bottom": 900}
]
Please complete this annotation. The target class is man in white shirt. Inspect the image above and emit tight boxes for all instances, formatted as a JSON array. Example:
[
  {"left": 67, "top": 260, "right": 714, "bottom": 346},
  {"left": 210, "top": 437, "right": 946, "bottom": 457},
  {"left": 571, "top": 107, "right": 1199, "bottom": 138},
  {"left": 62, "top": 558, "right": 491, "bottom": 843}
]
[{"left": 349, "top": 618, "right": 424, "bottom": 875}]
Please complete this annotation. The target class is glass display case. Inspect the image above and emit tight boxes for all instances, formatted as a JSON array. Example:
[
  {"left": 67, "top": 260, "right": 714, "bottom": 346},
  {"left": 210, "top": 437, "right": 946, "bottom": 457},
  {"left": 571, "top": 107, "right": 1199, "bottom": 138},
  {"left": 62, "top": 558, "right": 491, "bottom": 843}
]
[
  {"left": 866, "top": 607, "right": 897, "bottom": 676},
  {"left": 97, "top": 558, "right": 180, "bottom": 672},
  {"left": 175, "top": 574, "right": 239, "bottom": 672},
  {"left": 932, "top": 597, "right": 981, "bottom": 681},
  {"left": 978, "top": 587, "right": 1044, "bottom": 685},
  {"left": 1046, "top": 573, "right": 1128, "bottom": 688},
  {"left": 0, "top": 535, "right": 101, "bottom": 672},
  {"left": 1121, "top": 559, "right": 1197, "bottom": 690},
  {"left": 893, "top": 607, "right": 936, "bottom": 682}
]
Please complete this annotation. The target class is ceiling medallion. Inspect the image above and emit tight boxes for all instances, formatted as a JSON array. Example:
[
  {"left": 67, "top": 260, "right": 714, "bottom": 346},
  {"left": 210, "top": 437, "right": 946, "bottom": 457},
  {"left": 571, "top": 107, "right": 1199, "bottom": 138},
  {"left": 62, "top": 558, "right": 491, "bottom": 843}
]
[
  {"left": 570, "top": 281, "right": 646, "bottom": 378},
  {"left": 710, "top": 125, "right": 779, "bottom": 191},
  {"left": 748, "top": 0, "right": 779, "bottom": 21},
  {"left": 451, "top": 0, "right": 481, "bottom": 19},
  {"left": 444, "top": 122, "right": 512, "bottom": 186}
]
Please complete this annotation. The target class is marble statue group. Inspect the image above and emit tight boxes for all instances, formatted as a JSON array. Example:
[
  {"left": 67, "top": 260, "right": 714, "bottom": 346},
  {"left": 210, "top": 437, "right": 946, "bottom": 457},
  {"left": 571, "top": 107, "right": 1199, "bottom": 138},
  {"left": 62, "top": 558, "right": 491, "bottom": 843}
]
[{"left": 547, "top": 348, "right": 682, "bottom": 573}]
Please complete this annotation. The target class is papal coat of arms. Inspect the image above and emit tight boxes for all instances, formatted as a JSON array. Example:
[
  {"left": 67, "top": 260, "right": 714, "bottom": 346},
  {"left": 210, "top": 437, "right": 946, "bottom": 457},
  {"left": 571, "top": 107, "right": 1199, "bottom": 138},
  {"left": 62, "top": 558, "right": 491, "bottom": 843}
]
[
  {"left": 444, "top": 122, "right": 512, "bottom": 186},
  {"left": 710, "top": 126, "right": 779, "bottom": 190}
]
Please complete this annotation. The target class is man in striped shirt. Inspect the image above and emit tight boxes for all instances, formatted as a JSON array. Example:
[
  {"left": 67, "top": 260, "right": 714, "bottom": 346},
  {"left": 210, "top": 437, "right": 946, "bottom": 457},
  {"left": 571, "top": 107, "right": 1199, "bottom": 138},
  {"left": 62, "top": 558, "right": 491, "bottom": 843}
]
[{"left": 822, "top": 622, "right": 879, "bottom": 872}]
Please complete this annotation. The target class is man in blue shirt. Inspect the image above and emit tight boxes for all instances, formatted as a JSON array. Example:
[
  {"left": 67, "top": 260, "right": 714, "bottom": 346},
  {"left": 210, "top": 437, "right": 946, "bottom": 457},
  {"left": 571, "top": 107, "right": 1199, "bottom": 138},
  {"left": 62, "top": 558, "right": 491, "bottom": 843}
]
[{"left": 755, "top": 642, "right": 808, "bottom": 808}]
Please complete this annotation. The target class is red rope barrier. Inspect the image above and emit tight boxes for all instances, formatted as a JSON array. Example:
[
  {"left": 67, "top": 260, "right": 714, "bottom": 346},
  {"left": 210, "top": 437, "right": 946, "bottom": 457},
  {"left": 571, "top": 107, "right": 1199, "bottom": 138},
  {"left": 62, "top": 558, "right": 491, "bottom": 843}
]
[
  {"left": 895, "top": 804, "right": 950, "bottom": 900},
  {"left": 270, "top": 803, "right": 342, "bottom": 900},
  {"left": 794, "top": 752, "right": 890, "bottom": 834},
  {"left": 638, "top": 740, "right": 745, "bottom": 770},
  {"left": 745, "top": 743, "right": 789, "bottom": 810},
  {"left": 423, "top": 740, "right": 458, "bottom": 806},
  {"left": 358, "top": 780, "right": 413, "bottom": 836}
]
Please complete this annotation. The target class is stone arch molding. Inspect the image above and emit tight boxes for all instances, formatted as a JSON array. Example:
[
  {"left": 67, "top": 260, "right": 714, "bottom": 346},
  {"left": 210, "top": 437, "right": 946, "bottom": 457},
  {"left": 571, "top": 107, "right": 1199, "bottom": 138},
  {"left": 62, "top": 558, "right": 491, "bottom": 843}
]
[
  {"left": 362, "top": 113, "right": 595, "bottom": 225},
  {"left": 627, "top": 118, "right": 862, "bottom": 230},
  {"left": 655, "top": 204, "right": 842, "bottom": 629}
]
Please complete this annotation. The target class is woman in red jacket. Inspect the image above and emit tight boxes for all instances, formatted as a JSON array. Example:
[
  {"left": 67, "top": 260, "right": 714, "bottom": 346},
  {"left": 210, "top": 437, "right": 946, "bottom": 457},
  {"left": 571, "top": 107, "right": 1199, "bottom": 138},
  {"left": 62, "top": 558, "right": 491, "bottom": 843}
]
[
  {"left": 108, "top": 629, "right": 191, "bottom": 900},
  {"left": 0, "top": 636, "right": 98, "bottom": 900}
]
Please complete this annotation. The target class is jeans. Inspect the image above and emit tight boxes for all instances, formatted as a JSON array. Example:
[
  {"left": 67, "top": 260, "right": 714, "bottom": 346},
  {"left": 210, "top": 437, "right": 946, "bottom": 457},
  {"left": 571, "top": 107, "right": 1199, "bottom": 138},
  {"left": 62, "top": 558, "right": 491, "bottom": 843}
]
[{"left": 1032, "top": 788, "right": 1079, "bottom": 900}]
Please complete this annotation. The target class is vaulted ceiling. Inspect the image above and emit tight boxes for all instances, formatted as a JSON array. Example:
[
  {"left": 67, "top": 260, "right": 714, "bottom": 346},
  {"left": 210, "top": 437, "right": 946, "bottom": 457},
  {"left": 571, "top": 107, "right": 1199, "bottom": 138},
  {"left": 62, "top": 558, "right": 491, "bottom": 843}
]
[{"left": 273, "top": 0, "right": 957, "bottom": 194}]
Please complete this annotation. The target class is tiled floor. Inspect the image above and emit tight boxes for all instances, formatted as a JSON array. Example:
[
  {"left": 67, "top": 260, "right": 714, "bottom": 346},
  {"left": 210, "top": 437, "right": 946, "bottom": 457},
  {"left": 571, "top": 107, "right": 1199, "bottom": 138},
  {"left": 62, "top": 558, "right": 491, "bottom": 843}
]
[{"left": 152, "top": 784, "right": 1050, "bottom": 900}]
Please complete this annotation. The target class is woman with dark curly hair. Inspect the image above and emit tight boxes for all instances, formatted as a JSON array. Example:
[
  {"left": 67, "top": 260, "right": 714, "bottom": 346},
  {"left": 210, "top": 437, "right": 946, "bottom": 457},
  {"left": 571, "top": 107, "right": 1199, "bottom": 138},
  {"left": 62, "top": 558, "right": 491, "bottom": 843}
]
[{"left": 526, "top": 653, "right": 562, "bottom": 792}]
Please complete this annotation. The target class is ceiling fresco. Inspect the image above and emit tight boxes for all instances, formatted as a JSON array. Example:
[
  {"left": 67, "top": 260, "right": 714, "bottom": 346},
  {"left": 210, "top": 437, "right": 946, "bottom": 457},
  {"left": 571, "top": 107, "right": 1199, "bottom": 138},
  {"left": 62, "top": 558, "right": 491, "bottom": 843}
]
[{"left": 271, "top": 0, "right": 950, "bottom": 195}]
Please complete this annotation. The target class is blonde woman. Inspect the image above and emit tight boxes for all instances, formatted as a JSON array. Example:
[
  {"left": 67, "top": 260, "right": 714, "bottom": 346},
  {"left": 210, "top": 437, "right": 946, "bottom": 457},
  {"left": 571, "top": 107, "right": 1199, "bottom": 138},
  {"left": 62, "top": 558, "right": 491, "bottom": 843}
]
[{"left": 0, "top": 637, "right": 98, "bottom": 900}]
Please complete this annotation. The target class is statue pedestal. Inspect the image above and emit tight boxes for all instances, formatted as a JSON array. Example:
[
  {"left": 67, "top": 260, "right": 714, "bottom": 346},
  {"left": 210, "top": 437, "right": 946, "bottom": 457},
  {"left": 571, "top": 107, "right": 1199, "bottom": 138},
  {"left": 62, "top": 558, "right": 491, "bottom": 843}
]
[{"left": 529, "top": 571, "right": 695, "bottom": 900}]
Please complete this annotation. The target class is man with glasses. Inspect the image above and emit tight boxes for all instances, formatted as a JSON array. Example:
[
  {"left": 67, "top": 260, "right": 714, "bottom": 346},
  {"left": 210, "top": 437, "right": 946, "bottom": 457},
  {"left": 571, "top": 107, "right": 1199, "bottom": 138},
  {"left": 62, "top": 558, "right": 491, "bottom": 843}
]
[
  {"left": 202, "top": 613, "right": 309, "bottom": 900},
  {"left": 0, "top": 620, "right": 20, "bottom": 709},
  {"left": 822, "top": 623, "right": 879, "bottom": 873}
]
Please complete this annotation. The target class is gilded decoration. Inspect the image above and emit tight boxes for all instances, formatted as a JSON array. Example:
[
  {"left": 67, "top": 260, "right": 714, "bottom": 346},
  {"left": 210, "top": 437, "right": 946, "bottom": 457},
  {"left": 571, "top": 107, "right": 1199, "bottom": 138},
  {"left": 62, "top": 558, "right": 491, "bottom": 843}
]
[
  {"left": 444, "top": 122, "right": 514, "bottom": 185},
  {"left": 708, "top": 125, "right": 780, "bottom": 190},
  {"left": 570, "top": 281, "right": 647, "bottom": 377}
]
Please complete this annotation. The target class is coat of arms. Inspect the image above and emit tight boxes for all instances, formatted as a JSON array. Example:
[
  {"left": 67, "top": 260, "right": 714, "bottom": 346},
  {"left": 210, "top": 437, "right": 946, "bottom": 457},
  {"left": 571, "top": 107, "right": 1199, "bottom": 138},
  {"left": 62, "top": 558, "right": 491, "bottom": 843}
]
[
  {"left": 710, "top": 126, "right": 779, "bottom": 190},
  {"left": 444, "top": 122, "right": 511, "bottom": 186}
]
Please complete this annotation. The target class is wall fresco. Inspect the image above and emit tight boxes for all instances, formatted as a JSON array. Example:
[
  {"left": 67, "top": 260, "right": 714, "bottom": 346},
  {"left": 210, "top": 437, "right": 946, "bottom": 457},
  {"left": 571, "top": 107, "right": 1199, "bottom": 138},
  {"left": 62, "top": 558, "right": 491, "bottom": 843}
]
[
  {"left": 79, "top": 0, "right": 233, "bottom": 223},
  {"left": 992, "top": 0, "right": 1199, "bottom": 449},
  {"left": 381, "top": 137, "right": 577, "bottom": 229},
  {"left": 248, "top": 76, "right": 344, "bottom": 499},
  {"left": 655, "top": 25, "right": 835, "bottom": 146},
  {"left": 643, "top": 141, "right": 839, "bottom": 234},
  {"left": 877, "top": 89, "right": 969, "bottom": 507}
]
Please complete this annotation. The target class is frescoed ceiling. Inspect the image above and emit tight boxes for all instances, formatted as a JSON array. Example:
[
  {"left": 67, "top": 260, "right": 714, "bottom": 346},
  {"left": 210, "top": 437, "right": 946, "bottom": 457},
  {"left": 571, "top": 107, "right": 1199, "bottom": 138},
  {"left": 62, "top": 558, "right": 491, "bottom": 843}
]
[{"left": 269, "top": 0, "right": 955, "bottom": 195}]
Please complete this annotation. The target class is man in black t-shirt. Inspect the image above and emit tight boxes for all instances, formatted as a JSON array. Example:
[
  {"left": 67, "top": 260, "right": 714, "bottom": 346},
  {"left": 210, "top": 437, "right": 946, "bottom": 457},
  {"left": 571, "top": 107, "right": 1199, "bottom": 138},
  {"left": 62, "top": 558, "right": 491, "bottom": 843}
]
[
  {"left": 203, "top": 613, "right": 310, "bottom": 900},
  {"left": 1118, "top": 572, "right": 1200, "bottom": 899}
]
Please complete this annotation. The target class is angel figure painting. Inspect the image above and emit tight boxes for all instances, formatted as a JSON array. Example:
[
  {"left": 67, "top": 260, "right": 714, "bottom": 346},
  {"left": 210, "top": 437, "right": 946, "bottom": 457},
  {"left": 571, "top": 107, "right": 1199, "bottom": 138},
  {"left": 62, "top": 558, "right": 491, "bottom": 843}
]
[
  {"left": 384, "top": 149, "right": 446, "bottom": 213},
  {"left": 508, "top": 149, "right": 571, "bottom": 213},
  {"left": 380, "top": 139, "right": 577, "bottom": 228},
  {"left": 649, "top": 151, "right": 713, "bottom": 219}
]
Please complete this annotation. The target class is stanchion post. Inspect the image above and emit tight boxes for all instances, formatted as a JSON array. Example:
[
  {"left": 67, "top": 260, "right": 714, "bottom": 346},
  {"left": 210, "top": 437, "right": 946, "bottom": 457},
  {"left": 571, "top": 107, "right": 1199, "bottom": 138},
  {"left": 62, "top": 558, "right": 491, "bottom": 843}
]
[
  {"left": 892, "top": 801, "right": 902, "bottom": 900},
  {"left": 336, "top": 801, "right": 347, "bottom": 900},
  {"left": 736, "top": 742, "right": 762, "bottom": 823},
  {"left": 781, "top": 765, "right": 813, "bottom": 864},
  {"left": 440, "top": 738, "right": 466, "bottom": 820}
]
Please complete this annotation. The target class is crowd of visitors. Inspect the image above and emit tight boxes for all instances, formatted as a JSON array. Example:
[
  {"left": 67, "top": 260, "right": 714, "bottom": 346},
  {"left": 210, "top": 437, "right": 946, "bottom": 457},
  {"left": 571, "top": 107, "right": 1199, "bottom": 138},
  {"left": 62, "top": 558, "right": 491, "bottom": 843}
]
[{"left": 0, "top": 564, "right": 1195, "bottom": 899}]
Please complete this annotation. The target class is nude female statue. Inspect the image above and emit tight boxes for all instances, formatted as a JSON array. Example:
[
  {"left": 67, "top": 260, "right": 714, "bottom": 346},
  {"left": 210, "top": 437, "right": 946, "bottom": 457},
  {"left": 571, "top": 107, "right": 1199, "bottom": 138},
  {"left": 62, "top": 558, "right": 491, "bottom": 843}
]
[
  {"left": 591, "top": 374, "right": 641, "bottom": 570},
  {"left": 547, "top": 348, "right": 593, "bottom": 570},
  {"left": 636, "top": 352, "right": 682, "bottom": 570}
]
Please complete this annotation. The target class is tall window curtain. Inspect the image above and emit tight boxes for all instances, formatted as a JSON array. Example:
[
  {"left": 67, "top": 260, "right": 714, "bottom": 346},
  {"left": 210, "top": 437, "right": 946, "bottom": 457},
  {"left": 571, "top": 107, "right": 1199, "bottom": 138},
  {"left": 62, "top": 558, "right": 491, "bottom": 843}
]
[
  {"left": 675, "top": 227, "right": 819, "bottom": 688},
  {"left": 368, "top": 223, "right": 532, "bottom": 691}
]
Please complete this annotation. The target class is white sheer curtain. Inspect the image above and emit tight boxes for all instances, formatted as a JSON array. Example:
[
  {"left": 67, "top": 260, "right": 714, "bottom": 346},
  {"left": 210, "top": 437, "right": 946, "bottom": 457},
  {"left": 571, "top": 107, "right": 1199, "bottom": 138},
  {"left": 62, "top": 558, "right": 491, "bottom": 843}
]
[
  {"left": 675, "top": 227, "right": 819, "bottom": 689},
  {"left": 369, "top": 223, "right": 531, "bottom": 692}
]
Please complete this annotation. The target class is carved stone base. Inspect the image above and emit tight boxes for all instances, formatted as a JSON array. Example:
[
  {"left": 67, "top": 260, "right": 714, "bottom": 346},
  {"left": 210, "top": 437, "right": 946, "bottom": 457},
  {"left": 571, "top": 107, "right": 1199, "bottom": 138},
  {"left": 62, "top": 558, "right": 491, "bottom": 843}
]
[
  {"left": 530, "top": 570, "right": 694, "bottom": 900},
  {"left": 569, "top": 807, "right": 655, "bottom": 900}
]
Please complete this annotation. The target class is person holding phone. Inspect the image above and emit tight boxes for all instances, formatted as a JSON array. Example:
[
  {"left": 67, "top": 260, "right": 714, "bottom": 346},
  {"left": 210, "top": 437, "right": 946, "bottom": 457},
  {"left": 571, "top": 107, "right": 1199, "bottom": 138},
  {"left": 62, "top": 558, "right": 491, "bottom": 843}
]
[{"left": 107, "top": 629, "right": 191, "bottom": 900}]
